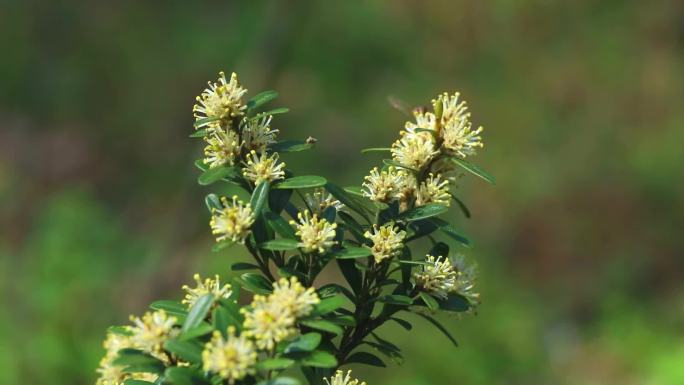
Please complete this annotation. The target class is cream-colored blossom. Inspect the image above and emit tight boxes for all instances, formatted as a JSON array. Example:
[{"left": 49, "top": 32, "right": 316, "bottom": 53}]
[
  {"left": 129, "top": 310, "right": 178, "bottom": 354},
  {"left": 361, "top": 166, "right": 405, "bottom": 203},
  {"left": 405, "top": 110, "right": 437, "bottom": 134},
  {"left": 364, "top": 224, "right": 406, "bottom": 263},
  {"left": 304, "top": 188, "right": 344, "bottom": 214},
  {"left": 290, "top": 210, "right": 338, "bottom": 253},
  {"left": 413, "top": 255, "right": 457, "bottom": 299},
  {"left": 242, "top": 150, "right": 286, "bottom": 185},
  {"left": 193, "top": 71, "right": 247, "bottom": 131},
  {"left": 391, "top": 131, "right": 438, "bottom": 170},
  {"left": 242, "top": 295, "right": 297, "bottom": 350},
  {"left": 210, "top": 196, "right": 255, "bottom": 243},
  {"left": 415, "top": 173, "right": 451, "bottom": 207},
  {"left": 433, "top": 92, "right": 484, "bottom": 158},
  {"left": 96, "top": 330, "right": 136, "bottom": 385},
  {"left": 324, "top": 370, "right": 367, "bottom": 385},
  {"left": 242, "top": 115, "right": 279, "bottom": 152},
  {"left": 451, "top": 255, "right": 480, "bottom": 306},
  {"left": 182, "top": 274, "right": 232, "bottom": 308},
  {"left": 202, "top": 328, "right": 257, "bottom": 383},
  {"left": 203, "top": 129, "right": 240, "bottom": 168},
  {"left": 270, "top": 276, "right": 320, "bottom": 317}
]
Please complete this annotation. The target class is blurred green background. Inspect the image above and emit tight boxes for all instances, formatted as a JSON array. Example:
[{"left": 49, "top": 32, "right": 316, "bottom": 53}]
[{"left": 2, "top": 1, "right": 683, "bottom": 384}]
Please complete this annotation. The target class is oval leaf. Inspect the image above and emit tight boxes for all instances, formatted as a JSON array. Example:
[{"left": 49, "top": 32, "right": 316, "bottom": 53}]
[
  {"left": 333, "top": 247, "right": 372, "bottom": 259},
  {"left": 449, "top": 157, "right": 496, "bottom": 184},
  {"left": 250, "top": 181, "right": 270, "bottom": 216},
  {"left": 284, "top": 333, "right": 321, "bottom": 353},
  {"left": 301, "top": 350, "right": 338, "bottom": 368},
  {"left": 181, "top": 294, "right": 214, "bottom": 333},
  {"left": 269, "top": 140, "right": 313, "bottom": 152},
  {"left": 299, "top": 320, "right": 343, "bottom": 335},
  {"left": 260, "top": 239, "right": 300, "bottom": 251},
  {"left": 198, "top": 166, "right": 238, "bottom": 186},
  {"left": 274, "top": 175, "right": 327, "bottom": 189},
  {"left": 346, "top": 351, "right": 386, "bottom": 367}
]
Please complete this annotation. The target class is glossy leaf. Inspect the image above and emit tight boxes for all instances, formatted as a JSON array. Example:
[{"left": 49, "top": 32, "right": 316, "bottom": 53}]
[
  {"left": 231, "top": 262, "right": 260, "bottom": 271},
  {"left": 438, "top": 293, "right": 471, "bottom": 312},
  {"left": 149, "top": 300, "right": 188, "bottom": 321},
  {"left": 450, "top": 157, "right": 496, "bottom": 185},
  {"left": 325, "top": 183, "right": 371, "bottom": 222},
  {"left": 399, "top": 203, "right": 448, "bottom": 222},
  {"left": 178, "top": 322, "right": 213, "bottom": 341},
  {"left": 299, "top": 319, "right": 343, "bottom": 335},
  {"left": 269, "top": 140, "right": 313, "bottom": 152},
  {"left": 197, "top": 166, "right": 239, "bottom": 186},
  {"left": 301, "top": 350, "right": 338, "bottom": 368},
  {"left": 312, "top": 295, "right": 347, "bottom": 315},
  {"left": 181, "top": 294, "right": 214, "bottom": 333},
  {"left": 239, "top": 273, "right": 273, "bottom": 294},
  {"left": 256, "top": 358, "right": 295, "bottom": 370},
  {"left": 204, "top": 194, "right": 221, "bottom": 213},
  {"left": 378, "top": 295, "right": 413, "bottom": 306},
  {"left": 164, "top": 340, "right": 203, "bottom": 363},
  {"left": 250, "top": 181, "right": 270, "bottom": 216},
  {"left": 284, "top": 333, "right": 321, "bottom": 353},
  {"left": 260, "top": 239, "right": 300, "bottom": 251},
  {"left": 164, "top": 367, "right": 211, "bottom": 385},
  {"left": 333, "top": 247, "right": 372, "bottom": 259},
  {"left": 256, "top": 378, "right": 301, "bottom": 385},
  {"left": 419, "top": 292, "right": 439, "bottom": 311},
  {"left": 247, "top": 90, "right": 278, "bottom": 110},
  {"left": 346, "top": 351, "right": 386, "bottom": 367},
  {"left": 360, "top": 147, "right": 391, "bottom": 153},
  {"left": 274, "top": 175, "right": 327, "bottom": 189},
  {"left": 429, "top": 218, "right": 471, "bottom": 246},
  {"left": 264, "top": 211, "right": 297, "bottom": 239}
]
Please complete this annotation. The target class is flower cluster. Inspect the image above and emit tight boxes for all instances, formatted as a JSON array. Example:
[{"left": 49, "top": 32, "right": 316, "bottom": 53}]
[
  {"left": 413, "top": 254, "right": 480, "bottom": 305},
  {"left": 364, "top": 223, "right": 406, "bottom": 264},
  {"left": 210, "top": 195, "right": 255, "bottom": 243},
  {"left": 325, "top": 370, "right": 367, "bottom": 385},
  {"left": 182, "top": 273, "right": 233, "bottom": 307},
  {"left": 242, "top": 277, "right": 320, "bottom": 350},
  {"left": 362, "top": 92, "right": 484, "bottom": 212},
  {"left": 291, "top": 210, "right": 338, "bottom": 253}
]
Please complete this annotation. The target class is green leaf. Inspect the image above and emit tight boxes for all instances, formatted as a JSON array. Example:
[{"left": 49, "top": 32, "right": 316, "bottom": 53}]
[
  {"left": 181, "top": 294, "right": 214, "bottom": 333},
  {"left": 390, "top": 317, "right": 412, "bottom": 330},
  {"left": 438, "top": 293, "right": 471, "bottom": 312},
  {"left": 123, "top": 380, "right": 155, "bottom": 385},
  {"left": 343, "top": 185, "right": 364, "bottom": 196},
  {"left": 269, "top": 140, "right": 314, "bottom": 152},
  {"left": 204, "top": 194, "right": 222, "bottom": 213},
  {"left": 346, "top": 351, "right": 386, "bottom": 367},
  {"left": 274, "top": 175, "right": 327, "bottom": 189},
  {"left": 399, "top": 203, "right": 448, "bottom": 222},
  {"left": 178, "top": 322, "right": 213, "bottom": 341},
  {"left": 256, "top": 377, "right": 301, "bottom": 385},
  {"left": 428, "top": 242, "right": 449, "bottom": 258},
  {"left": 239, "top": 273, "right": 273, "bottom": 294},
  {"left": 449, "top": 157, "right": 496, "bottom": 184},
  {"left": 333, "top": 247, "right": 372, "bottom": 259},
  {"left": 194, "top": 159, "right": 209, "bottom": 172},
  {"left": 299, "top": 319, "right": 343, "bottom": 335},
  {"left": 429, "top": 218, "right": 471, "bottom": 246},
  {"left": 250, "top": 181, "right": 270, "bottom": 216},
  {"left": 449, "top": 192, "right": 471, "bottom": 218},
  {"left": 312, "top": 296, "right": 347, "bottom": 315},
  {"left": 231, "top": 262, "right": 260, "bottom": 271},
  {"left": 219, "top": 183, "right": 252, "bottom": 202},
  {"left": 247, "top": 90, "right": 278, "bottom": 110},
  {"left": 260, "top": 238, "right": 300, "bottom": 251},
  {"left": 211, "top": 239, "right": 235, "bottom": 252},
  {"left": 325, "top": 183, "right": 371, "bottom": 222},
  {"left": 419, "top": 292, "right": 439, "bottom": 311},
  {"left": 114, "top": 349, "right": 165, "bottom": 373},
  {"left": 197, "top": 166, "right": 239, "bottom": 186},
  {"left": 264, "top": 211, "right": 297, "bottom": 239},
  {"left": 336, "top": 258, "right": 362, "bottom": 294},
  {"left": 189, "top": 128, "right": 209, "bottom": 138},
  {"left": 416, "top": 313, "right": 458, "bottom": 347},
  {"left": 378, "top": 295, "right": 413, "bottom": 306},
  {"left": 284, "top": 333, "right": 321, "bottom": 353},
  {"left": 108, "top": 325, "right": 134, "bottom": 336},
  {"left": 149, "top": 300, "right": 188, "bottom": 320},
  {"left": 360, "top": 147, "right": 391, "bottom": 153},
  {"left": 193, "top": 116, "right": 220, "bottom": 129},
  {"left": 164, "top": 367, "right": 211, "bottom": 385},
  {"left": 301, "top": 350, "right": 338, "bottom": 368},
  {"left": 164, "top": 340, "right": 203, "bottom": 364},
  {"left": 253, "top": 107, "right": 290, "bottom": 120},
  {"left": 256, "top": 358, "right": 296, "bottom": 370}
]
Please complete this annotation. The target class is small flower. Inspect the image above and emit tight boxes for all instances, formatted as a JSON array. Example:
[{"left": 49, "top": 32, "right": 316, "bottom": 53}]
[
  {"left": 405, "top": 110, "right": 437, "bottom": 134},
  {"left": 324, "top": 370, "right": 367, "bottom": 385},
  {"left": 193, "top": 71, "right": 247, "bottom": 131},
  {"left": 202, "top": 328, "right": 257, "bottom": 384},
  {"left": 129, "top": 310, "right": 178, "bottom": 354},
  {"left": 451, "top": 255, "right": 481, "bottom": 306},
  {"left": 413, "top": 255, "right": 457, "bottom": 299},
  {"left": 242, "top": 115, "right": 279, "bottom": 152},
  {"left": 182, "top": 274, "right": 233, "bottom": 308},
  {"left": 304, "top": 188, "right": 344, "bottom": 214},
  {"left": 415, "top": 173, "right": 451, "bottom": 207},
  {"left": 270, "top": 276, "right": 320, "bottom": 317},
  {"left": 203, "top": 129, "right": 240, "bottom": 168},
  {"left": 361, "top": 166, "right": 404, "bottom": 203},
  {"left": 433, "top": 92, "right": 484, "bottom": 158},
  {"left": 290, "top": 210, "right": 338, "bottom": 253},
  {"left": 391, "top": 131, "right": 438, "bottom": 170},
  {"left": 210, "top": 196, "right": 255, "bottom": 243},
  {"left": 242, "top": 150, "right": 286, "bottom": 185},
  {"left": 95, "top": 331, "right": 135, "bottom": 385},
  {"left": 242, "top": 295, "right": 297, "bottom": 350},
  {"left": 364, "top": 224, "right": 406, "bottom": 264}
]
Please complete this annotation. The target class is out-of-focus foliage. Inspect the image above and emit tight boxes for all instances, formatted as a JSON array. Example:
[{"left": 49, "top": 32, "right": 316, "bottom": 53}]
[{"left": 1, "top": 1, "right": 683, "bottom": 384}]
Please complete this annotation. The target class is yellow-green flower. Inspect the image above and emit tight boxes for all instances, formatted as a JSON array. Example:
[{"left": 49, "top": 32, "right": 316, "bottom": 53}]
[
  {"left": 304, "top": 188, "right": 344, "bottom": 214},
  {"left": 242, "top": 295, "right": 297, "bottom": 350},
  {"left": 242, "top": 115, "right": 279, "bottom": 152},
  {"left": 129, "top": 310, "right": 178, "bottom": 355},
  {"left": 391, "top": 131, "right": 438, "bottom": 170},
  {"left": 270, "top": 276, "right": 320, "bottom": 317},
  {"left": 203, "top": 129, "right": 240, "bottom": 168},
  {"left": 324, "top": 370, "right": 367, "bottom": 385},
  {"left": 202, "top": 328, "right": 257, "bottom": 384},
  {"left": 290, "top": 210, "right": 338, "bottom": 253},
  {"left": 96, "top": 330, "right": 138, "bottom": 385},
  {"left": 361, "top": 166, "right": 405, "bottom": 203},
  {"left": 182, "top": 273, "right": 232, "bottom": 308},
  {"left": 413, "top": 255, "right": 457, "bottom": 299},
  {"left": 451, "top": 255, "right": 481, "bottom": 306},
  {"left": 242, "top": 150, "right": 286, "bottom": 185},
  {"left": 193, "top": 71, "right": 247, "bottom": 131},
  {"left": 210, "top": 196, "right": 255, "bottom": 243},
  {"left": 364, "top": 224, "right": 406, "bottom": 264},
  {"left": 433, "top": 92, "right": 484, "bottom": 158},
  {"left": 415, "top": 173, "right": 451, "bottom": 207},
  {"left": 405, "top": 110, "right": 437, "bottom": 134}
]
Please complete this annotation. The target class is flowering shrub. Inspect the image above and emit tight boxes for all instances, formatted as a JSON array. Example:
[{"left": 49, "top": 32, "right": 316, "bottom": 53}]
[{"left": 95, "top": 71, "right": 493, "bottom": 385}]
